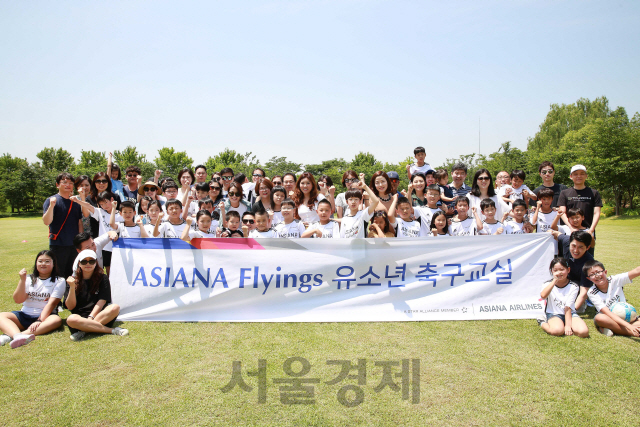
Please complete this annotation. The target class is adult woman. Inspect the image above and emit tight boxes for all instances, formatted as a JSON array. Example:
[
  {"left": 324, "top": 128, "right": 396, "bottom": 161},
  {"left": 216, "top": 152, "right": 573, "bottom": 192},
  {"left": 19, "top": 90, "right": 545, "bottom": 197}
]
[
  {"left": 468, "top": 169, "right": 509, "bottom": 221},
  {"left": 366, "top": 171, "right": 397, "bottom": 213},
  {"left": 208, "top": 179, "right": 225, "bottom": 205},
  {"left": 220, "top": 182, "right": 251, "bottom": 216},
  {"left": 75, "top": 175, "right": 92, "bottom": 234},
  {"left": 407, "top": 172, "right": 427, "bottom": 207},
  {"left": 335, "top": 170, "right": 361, "bottom": 218},
  {"left": 293, "top": 172, "right": 334, "bottom": 223},
  {"left": 65, "top": 250, "right": 128, "bottom": 341},
  {"left": 282, "top": 173, "right": 297, "bottom": 198},
  {"left": 177, "top": 167, "right": 195, "bottom": 201},
  {"left": 252, "top": 178, "right": 274, "bottom": 212},
  {"left": 0, "top": 250, "right": 65, "bottom": 348},
  {"left": 89, "top": 172, "right": 115, "bottom": 237}
]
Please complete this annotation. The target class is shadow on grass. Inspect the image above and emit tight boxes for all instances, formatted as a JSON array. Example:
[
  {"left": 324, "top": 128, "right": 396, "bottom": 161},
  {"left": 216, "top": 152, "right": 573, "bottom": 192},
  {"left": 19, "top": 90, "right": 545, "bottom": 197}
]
[
  {"left": 0, "top": 212, "right": 43, "bottom": 219},
  {"left": 605, "top": 215, "right": 640, "bottom": 221}
]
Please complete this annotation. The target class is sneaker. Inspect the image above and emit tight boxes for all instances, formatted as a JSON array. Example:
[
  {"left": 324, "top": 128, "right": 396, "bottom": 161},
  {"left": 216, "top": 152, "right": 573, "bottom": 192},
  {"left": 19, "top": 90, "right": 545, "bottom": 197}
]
[
  {"left": 576, "top": 300, "right": 587, "bottom": 314},
  {"left": 599, "top": 327, "right": 614, "bottom": 337},
  {"left": 0, "top": 334, "right": 12, "bottom": 346},
  {"left": 10, "top": 333, "right": 35, "bottom": 349},
  {"left": 70, "top": 331, "right": 86, "bottom": 341},
  {"left": 111, "top": 327, "right": 129, "bottom": 336}
]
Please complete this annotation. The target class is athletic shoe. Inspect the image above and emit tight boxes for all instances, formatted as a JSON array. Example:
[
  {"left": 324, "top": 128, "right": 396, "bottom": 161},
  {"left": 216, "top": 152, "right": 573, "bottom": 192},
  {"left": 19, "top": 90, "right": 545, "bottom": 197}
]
[
  {"left": 0, "top": 334, "right": 11, "bottom": 346},
  {"left": 599, "top": 327, "right": 614, "bottom": 337},
  {"left": 70, "top": 331, "right": 86, "bottom": 342},
  {"left": 10, "top": 333, "right": 35, "bottom": 349},
  {"left": 111, "top": 327, "right": 129, "bottom": 336},
  {"left": 576, "top": 300, "right": 587, "bottom": 314}
]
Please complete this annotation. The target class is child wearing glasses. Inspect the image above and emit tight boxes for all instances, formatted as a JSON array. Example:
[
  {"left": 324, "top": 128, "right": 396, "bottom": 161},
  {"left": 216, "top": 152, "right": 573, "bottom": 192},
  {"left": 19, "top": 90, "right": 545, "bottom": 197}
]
[
  {"left": 0, "top": 250, "right": 65, "bottom": 349},
  {"left": 584, "top": 260, "right": 640, "bottom": 337}
]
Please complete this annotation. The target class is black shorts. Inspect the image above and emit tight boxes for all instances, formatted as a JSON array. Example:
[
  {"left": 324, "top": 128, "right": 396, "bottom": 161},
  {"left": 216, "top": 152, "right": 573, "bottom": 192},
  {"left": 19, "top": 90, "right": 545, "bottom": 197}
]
[{"left": 102, "top": 250, "right": 112, "bottom": 268}]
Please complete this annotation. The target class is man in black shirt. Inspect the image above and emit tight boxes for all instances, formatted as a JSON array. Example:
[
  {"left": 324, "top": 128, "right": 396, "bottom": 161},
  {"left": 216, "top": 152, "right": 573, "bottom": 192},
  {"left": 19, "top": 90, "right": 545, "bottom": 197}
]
[
  {"left": 122, "top": 166, "right": 142, "bottom": 202},
  {"left": 530, "top": 161, "right": 568, "bottom": 208},
  {"left": 557, "top": 165, "right": 602, "bottom": 242},
  {"left": 42, "top": 172, "right": 86, "bottom": 278}
]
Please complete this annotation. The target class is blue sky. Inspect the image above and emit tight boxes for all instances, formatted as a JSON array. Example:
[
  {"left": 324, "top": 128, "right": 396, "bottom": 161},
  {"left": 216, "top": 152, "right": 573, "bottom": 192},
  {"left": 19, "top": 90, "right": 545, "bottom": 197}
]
[{"left": 1, "top": 1, "right": 639, "bottom": 169}]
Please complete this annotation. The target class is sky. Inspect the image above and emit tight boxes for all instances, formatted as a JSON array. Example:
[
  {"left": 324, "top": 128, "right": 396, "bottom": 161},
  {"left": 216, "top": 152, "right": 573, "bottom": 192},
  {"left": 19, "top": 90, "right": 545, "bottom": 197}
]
[{"left": 1, "top": 1, "right": 639, "bottom": 169}]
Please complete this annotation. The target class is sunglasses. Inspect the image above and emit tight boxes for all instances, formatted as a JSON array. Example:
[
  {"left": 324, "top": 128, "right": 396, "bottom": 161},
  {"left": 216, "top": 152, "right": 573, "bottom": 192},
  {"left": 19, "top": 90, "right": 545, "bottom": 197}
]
[
  {"left": 210, "top": 186, "right": 221, "bottom": 191},
  {"left": 80, "top": 259, "right": 96, "bottom": 266},
  {"left": 477, "top": 177, "right": 490, "bottom": 181},
  {"left": 212, "top": 177, "right": 221, "bottom": 181},
  {"left": 242, "top": 219, "right": 255, "bottom": 224},
  {"left": 253, "top": 174, "right": 264, "bottom": 178},
  {"left": 127, "top": 174, "right": 138, "bottom": 178},
  {"left": 95, "top": 179, "right": 108, "bottom": 184},
  {"left": 272, "top": 181, "right": 282, "bottom": 186},
  {"left": 541, "top": 170, "right": 554, "bottom": 174},
  {"left": 345, "top": 178, "right": 359, "bottom": 184},
  {"left": 221, "top": 176, "right": 233, "bottom": 181},
  {"left": 143, "top": 186, "right": 157, "bottom": 192},
  {"left": 228, "top": 192, "right": 240, "bottom": 197}
]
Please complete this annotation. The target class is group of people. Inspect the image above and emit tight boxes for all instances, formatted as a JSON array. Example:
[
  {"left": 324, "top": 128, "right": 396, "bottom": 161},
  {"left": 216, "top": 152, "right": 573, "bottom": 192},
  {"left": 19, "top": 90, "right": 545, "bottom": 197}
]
[{"left": 1, "top": 147, "right": 638, "bottom": 348}]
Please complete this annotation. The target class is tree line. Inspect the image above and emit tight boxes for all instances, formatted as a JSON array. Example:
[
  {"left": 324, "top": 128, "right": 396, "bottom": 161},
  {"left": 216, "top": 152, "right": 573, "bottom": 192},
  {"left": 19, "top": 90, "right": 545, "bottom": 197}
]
[{"left": 1, "top": 96, "right": 638, "bottom": 215}]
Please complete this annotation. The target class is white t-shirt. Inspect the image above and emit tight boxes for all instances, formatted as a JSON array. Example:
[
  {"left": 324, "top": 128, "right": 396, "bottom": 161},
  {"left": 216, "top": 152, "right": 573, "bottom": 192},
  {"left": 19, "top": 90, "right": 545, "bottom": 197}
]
[
  {"left": 307, "top": 220, "right": 341, "bottom": 238},
  {"left": 242, "top": 182, "right": 256, "bottom": 203},
  {"left": 271, "top": 210, "right": 284, "bottom": 227},
  {"left": 499, "top": 184, "right": 533, "bottom": 204},
  {"left": 479, "top": 220, "right": 505, "bottom": 235},
  {"left": 542, "top": 280, "right": 580, "bottom": 315},
  {"left": 297, "top": 194, "right": 326, "bottom": 224},
  {"left": 409, "top": 163, "right": 433, "bottom": 176},
  {"left": 467, "top": 194, "right": 509, "bottom": 222},
  {"left": 21, "top": 276, "right": 66, "bottom": 316},
  {"left": 533, "top": 210, "right": 558, "bottom": 234},
  {"left": 335, "top": 193, "right": 348, "bottom": 212},
  {"left": 413, "top": 206, "right": 443, "bottom": 236},
  {"left": 340, "top": 209, "right": 374, "bottom": 238},
  {"left": 504, "top": 219, "right": 526, "bottom": 235},
  {"left": 274, "top": 220, "right": 306, "bottom": 238},
  {"left": 188, "top": 229, "right": 217, "bottom": 239},
  {"left": 587, "top": 273, "right": 632, "bottom": 313},
  {"left": 227, "top": 204, "right": 248, "bottom": 217},
  {"left": 144, "top": 223, "right": 159, "bottom": 237},
  {"left": 115, "top": 222, "right": 142, "bottom": 238},
  {"left": 249, "top": 228, "right": 279, "bottom": 239},
  {"left": 90, "top": 208, "right": 123, "bottom": 251},
  {"left": 392, "top": 218, "right": 423, "bottom": 238},
  {"left": 156, "top": 220, "right": 189, "bottom": 238},
  {"left": 448, "top": 217, "right": 477, "bottom": 236},
  {"left": 428, "top": 232, "right": 450, "bottom": 238}
]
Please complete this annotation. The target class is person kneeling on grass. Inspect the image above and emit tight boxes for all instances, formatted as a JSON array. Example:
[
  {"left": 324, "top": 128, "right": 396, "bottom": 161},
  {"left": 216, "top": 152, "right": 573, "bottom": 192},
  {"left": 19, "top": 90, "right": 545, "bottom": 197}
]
[
  {"left": 584, "top": 260, "right": 640, "bottom": 337},
  {"left": 64, "top": 250, "right": 128, "bottom": 341},
  {"left": 0, "top": 250, "right": 65, "bottom": 349},
  {"left": 539, "top": 257, "right": 589, "bottom": 338}
]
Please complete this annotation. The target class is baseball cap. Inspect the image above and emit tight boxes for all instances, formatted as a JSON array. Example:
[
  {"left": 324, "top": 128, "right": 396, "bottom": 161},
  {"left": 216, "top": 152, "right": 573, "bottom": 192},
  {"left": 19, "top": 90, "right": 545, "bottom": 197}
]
[{"left": 570, "top": 165, "right": 587, "bottom": 174}]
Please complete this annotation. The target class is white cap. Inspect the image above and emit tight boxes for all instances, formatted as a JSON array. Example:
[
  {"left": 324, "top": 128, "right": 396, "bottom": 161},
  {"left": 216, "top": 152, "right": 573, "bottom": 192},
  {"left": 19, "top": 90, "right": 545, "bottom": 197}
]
[
  {"left": 76, "top": 249, "right": 97, "bottom": 263},
  {"left": 570, "top": 164, "right": 587, "bottom": 174}
]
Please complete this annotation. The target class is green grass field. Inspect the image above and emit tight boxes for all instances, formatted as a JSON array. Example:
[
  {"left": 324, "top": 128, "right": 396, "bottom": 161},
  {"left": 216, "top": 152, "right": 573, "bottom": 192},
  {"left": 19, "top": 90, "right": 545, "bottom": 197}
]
[{"left": 1, "top": 217, "right": 639, "bottom": 426}]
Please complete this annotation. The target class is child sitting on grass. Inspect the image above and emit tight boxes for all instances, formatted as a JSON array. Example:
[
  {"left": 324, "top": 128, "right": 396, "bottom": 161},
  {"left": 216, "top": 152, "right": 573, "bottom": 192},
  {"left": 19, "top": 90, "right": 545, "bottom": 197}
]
[
  {"left": 584, "top": 260, "right": 640, "bottom": 337},
  {"left": 539, "top": 257, "right": 589, "bottom": 338},
  {"left": 0, "top": 250, "right": 65, "bottom": 349}
]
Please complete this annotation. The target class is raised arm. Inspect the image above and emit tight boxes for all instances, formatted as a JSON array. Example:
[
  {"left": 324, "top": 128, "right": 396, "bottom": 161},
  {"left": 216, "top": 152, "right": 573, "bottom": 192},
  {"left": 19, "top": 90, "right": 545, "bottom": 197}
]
[
  {"left": 109, "top": 202, "right": 118, "bottom": 231},
  {"left": 550, "top": 209, "right": 562, "bottom": 231},
  {"left": 387, "top": 196, "right": 398, "bottom": 223},
  {"left": 530, "top": 200, "right": 542, "bottom": 226},
  {"left": 181, "top": 217, "right": 193, "bottom": 242},
  {"left": 472, "top": 207, "right": 483, "bottom": 232},
  {"left": 42, "top": 196, "right": 56, "bottom": 226},
  {"left": 107, "top": 152, "right": 113, "bottom": 177}
]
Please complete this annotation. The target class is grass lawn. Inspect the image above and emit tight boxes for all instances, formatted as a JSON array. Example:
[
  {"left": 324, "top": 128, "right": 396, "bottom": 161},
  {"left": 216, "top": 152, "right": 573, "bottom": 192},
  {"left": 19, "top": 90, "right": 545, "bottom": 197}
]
[{"left": 1, "top": 216, "right": 639, "bottom": 426}]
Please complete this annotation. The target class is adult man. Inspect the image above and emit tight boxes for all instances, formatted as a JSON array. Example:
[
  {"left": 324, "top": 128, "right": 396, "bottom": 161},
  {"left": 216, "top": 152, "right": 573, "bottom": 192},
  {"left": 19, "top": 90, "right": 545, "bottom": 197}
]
[
  {"left": 450, "top": 163, "right": 471, "bottom": 197},
  {"left": 219, "top": 167, "right": 235, "bottom": 197},
  {"left": 122, "top": 166, "right": 142, "bottom": 202},
  {"left": 386, "top": 171, "right": 403, "bottom": 197},
  {"left": 557, "top": 165, "right": 602, "bottom": 254},
  {"left": 530, "top": 161, "right": 568, "bottom": 208},
  {"left": 194, "top": 165, "right": 208, "bottom": 184},
  {"left": 43, "top": 173, "right": 86, "bottom": 278},
  {"left": 72, "top": 231, "right": 119, "bottom": 272}
]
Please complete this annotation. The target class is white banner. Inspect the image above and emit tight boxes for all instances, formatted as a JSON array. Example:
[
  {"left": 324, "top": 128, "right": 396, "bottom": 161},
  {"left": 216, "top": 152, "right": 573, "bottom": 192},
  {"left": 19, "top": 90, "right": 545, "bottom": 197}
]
[{"left": 110, "top": 234, "right": 554, "bottom": 322}]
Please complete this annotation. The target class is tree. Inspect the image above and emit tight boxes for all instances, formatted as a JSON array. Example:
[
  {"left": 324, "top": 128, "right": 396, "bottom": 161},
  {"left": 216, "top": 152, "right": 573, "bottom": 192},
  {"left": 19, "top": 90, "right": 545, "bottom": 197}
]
[
  {"left": 154, "top": 147, "right": 193, "bottom": 181},
  {"left": 0, "top": 154, "right": 29, "bottom": 212},
  {"left": 262, "top": 156, "right": 302, "bottom": 178},
  {"left": 73, "top": 150, "right": 107, "bottom": 178},
  {"left": 36, "top": 147, "right": 74, "bottom": 173},
  {"left": 349, "top": 152, "right": 384, "bottom": 185},
  {"left": 112, "top": 146, "right": 156, "bottom": 181},
  {"left": 205, "top": 148, "right": 263, "bottom": 178}
]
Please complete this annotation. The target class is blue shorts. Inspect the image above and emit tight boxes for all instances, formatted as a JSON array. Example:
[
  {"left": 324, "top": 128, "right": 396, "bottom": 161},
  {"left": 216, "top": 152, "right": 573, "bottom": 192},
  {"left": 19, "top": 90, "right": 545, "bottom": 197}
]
[
  {"left": 546, "top": 312, "right": 579, "bottom": 323},
  {"left": 12, "top": 311, "right": 40, "bottom": 329}
]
